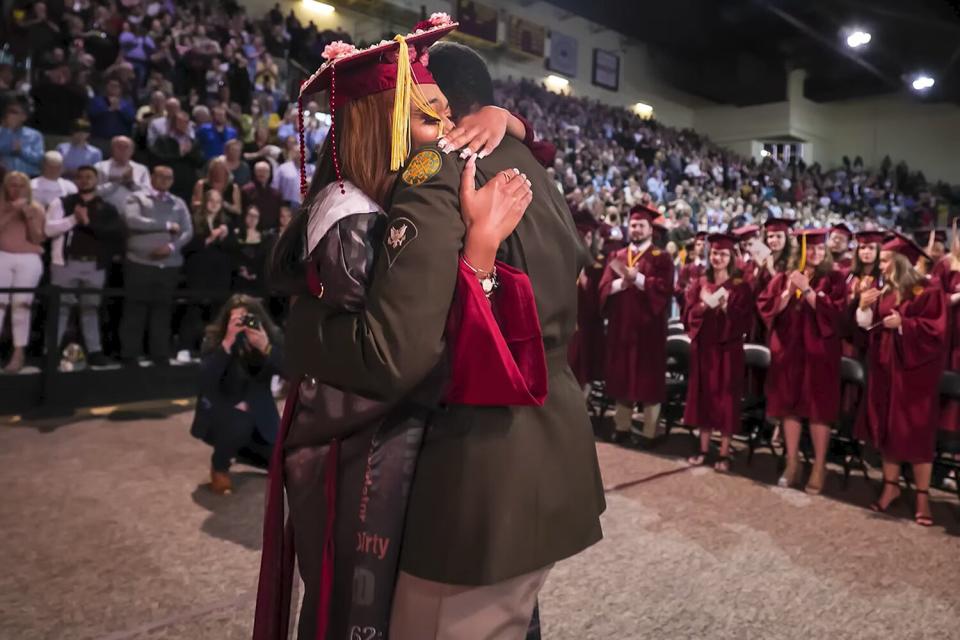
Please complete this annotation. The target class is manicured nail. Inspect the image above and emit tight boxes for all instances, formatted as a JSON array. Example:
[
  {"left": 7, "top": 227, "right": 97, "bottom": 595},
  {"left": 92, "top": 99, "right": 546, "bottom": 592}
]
[
  {"left": 513, "top": 168, "right": 520, "bottom": 175},
  {"left": 460, "top": 148, "right": 473, "bottom": 159},
  {"left": 526, "top": 179, "right": 532, "bottom": 187},
  {"left": 477, "top": 150, "right": 487, "bottom": 159}
]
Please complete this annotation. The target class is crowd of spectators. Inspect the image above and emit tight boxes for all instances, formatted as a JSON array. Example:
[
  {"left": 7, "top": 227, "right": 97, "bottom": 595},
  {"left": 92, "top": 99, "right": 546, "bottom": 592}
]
[{"left": 0, "top": 0, "right": 956, "bottom": 375}]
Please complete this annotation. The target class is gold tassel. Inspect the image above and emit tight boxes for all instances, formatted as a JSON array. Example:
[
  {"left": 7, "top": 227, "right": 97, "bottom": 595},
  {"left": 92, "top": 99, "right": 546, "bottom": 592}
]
[
  {"left": 796, "top": 232, "right": 807, "bottom": 299},
  {"left": 390, "top": 35, "right": 412, "bottom": 172}
]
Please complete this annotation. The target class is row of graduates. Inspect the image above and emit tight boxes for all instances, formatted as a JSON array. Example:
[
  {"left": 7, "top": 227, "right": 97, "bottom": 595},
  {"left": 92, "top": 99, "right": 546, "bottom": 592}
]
[{"left": 570, "top": 207, "right": 958, "bottom": 526}]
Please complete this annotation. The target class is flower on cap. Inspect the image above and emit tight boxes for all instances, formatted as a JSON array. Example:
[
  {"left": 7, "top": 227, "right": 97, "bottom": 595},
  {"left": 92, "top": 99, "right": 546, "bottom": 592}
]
[
  {"left": 321, "top": 41, "right": 358, "bottom": 63},
  {"left": 414, "top": 12, "right": 453, "bottom": 32}
]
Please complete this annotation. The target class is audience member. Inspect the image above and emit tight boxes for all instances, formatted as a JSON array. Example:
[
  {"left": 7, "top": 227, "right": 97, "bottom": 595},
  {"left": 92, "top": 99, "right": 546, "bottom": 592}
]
[
  {"left": 0, "top": 172, "right": 46, "bottom": 373},
  {"left": 95, "top": 136, "right": 151, "bottom": 192},
  {"left": 151, "top": 111, "right": 204, "bottom": 202},
  {"left": 272, "top": 145, "right": 311, "bottom": 207},
  {"left": 0, "top": 102, "right": 44, "bottom": 177},
  {"left": 147, "top": 97, "right": 192, "bottom": 151},
  {"left": 241, "top": 161, "right": 282, "bottom": 231},
  {"left": 57, "top": 120, "right": 103, "bottom": 178},
  {"left": 192, "top": 157, "right": 242, "bottom": 223},
  {"left": 44, "top": 165, "right": 125, "bottom": 367},
  {"left": 30, "top": 152, "right": 78, "bottom": 210},
  {"left": 195, "top": 106, "right": 237, "bottom": 160},
  {"left": 222, "top": 139, "right": 251, "bottom": 187},
  {"left": 119, "top": 165, "right": 192, "bottom": 365},
  {"left": 87, "top": 78, "right": 137, "bottom": 142},
  {"left": 30, "top": 64, "right": 89, "bottom": 136},
  {"left": 232, "top": 205, "right": 267, "bottom": 294}
]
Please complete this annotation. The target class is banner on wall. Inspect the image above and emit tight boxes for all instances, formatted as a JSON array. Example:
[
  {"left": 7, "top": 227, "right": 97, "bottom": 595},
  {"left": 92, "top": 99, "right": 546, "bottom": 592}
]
[
  {"left": 548, "top": 31, "right": 578, "bottom": 77},
  {"left": 507, "top": 15, "right": 546, "bottom": 58},
  {"left": 592, "top": 48, "right": 620, "bottom": 91},
  {"left": 456, "top": 0, "right": 499, "bottom": 43}
]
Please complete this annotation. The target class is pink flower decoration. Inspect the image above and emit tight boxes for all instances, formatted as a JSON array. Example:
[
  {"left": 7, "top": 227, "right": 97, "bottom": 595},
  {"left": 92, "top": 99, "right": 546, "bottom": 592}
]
[
  {"left": 321, "top": 41, "right": 357, "bottom": 62},
  {"left": 429, "top": 12, "right": 452, "bottom": 26}
]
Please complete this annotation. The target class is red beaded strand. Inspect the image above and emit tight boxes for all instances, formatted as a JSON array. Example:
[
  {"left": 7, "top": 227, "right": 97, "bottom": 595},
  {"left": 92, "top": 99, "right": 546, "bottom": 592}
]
[
  {"left": 329, "top": 64, "right": 345, "bottom": 195},
  {"left": 297, "top": 90, "right": 307, "bottom": 200}
]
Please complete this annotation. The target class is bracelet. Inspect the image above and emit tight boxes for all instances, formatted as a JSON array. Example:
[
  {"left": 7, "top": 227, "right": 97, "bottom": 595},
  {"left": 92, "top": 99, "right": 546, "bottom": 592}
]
[{"left": 461, "top": 254, "right": 496, "bottom": 279}]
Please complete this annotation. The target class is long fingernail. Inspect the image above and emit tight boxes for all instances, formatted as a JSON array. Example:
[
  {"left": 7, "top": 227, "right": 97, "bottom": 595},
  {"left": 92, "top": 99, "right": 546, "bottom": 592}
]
[
  {"left": 526, "top": 179, "right": 532, "bottom": 187},
  {"left": 477, "top": 151, "right": 487, "bottom": 159},
  {"left": 513, "top": 168, "right": 520, "bottom": 175},
  {"left": 460, "top": 149, "right": 473, "bottom": 159}
]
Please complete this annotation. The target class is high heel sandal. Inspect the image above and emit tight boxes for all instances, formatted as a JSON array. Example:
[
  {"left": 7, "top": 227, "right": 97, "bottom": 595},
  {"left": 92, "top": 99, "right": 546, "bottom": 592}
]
[
  {"left": 870, "top": 479, "right": 901, "bottom": 513},
  {"left": 714, "top": 455, "right": 731, "bottom": 473},
  {"left": 806, "top": 464, "right": 826, "bottom": 495},
  {"left": 687, "top": 448, "right": 710, "bottom": 466},
  {"left": 914, "top": 489, "right": 934, "bottom": 527},
  {"left": 777, "top": 456, "right": 800, "bottom": 488}
]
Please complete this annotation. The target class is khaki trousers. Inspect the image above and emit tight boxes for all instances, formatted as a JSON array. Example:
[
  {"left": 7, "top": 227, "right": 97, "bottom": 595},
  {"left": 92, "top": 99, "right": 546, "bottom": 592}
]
[{"left": 389, "top": 566, "right": 552, "bottom": 640}]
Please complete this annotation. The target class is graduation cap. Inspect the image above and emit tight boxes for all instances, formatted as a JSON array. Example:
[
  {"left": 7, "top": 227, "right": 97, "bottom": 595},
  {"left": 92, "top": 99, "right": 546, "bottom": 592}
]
[
  {"left": 764, "top": 217, "right": 796, "bottom": 233},
  {"left": 794, "top": 228, "right": 829, "bottom": 245},
  {"left": 854, "top": 230, "right": 886, "bottom": 245},
  {"left": 830, "top": 222, "right": 853, "bottom": 238},
  {"left": 297, "top": 13, "right": 457, "bottom": 195},
  {"left": 629, "top": 203, "right": 660, "bottom": 223},
  {"left": 707, "top": 233, "right": 737, "bottom": 251},
  {"left": 913, "top": 228, "right": 947, "bottom": 245},
  {"left": 882, "top": 233, "right": 931, "bottom": 265},
  {"left": 732, "top": 224, "right": 760, "bottom": 240}
]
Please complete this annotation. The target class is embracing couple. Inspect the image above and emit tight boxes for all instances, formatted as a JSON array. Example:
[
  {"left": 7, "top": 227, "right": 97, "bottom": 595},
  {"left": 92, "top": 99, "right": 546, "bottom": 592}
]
[{"left": 253, "top": 17, "right": 604, "bottom": 640}]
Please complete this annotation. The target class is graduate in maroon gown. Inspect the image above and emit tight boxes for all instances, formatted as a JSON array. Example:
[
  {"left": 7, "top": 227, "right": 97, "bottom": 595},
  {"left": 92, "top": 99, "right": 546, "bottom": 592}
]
[
  {"left": 840, "top": 231, "right": 885, "bottom": 413},
  {"left": 683, "top": 233, "right": 754, "bottom": 472},
  {"left": 757, "top": 229, "right": 846, "bottom": 493},
  {"left": 733, "top": 224, "right": 760, "bottom": 284},
  {"left": 568, "top": 211, "right": 607, "bottom": 392},
  {"left": 676, "top": 231, "right": 707, "bottom": 315},
  {"left": 855, "top": 234, "right": 947, "bottom": 526},
  {"left": 599, "top": 204, "right": 675, "bottom": 442},
  {"left": 914, "top": 228, "right": 946, "bottom": 276},
  {"left": 829, "top": 223, "right": 854, "bottom": 273}
]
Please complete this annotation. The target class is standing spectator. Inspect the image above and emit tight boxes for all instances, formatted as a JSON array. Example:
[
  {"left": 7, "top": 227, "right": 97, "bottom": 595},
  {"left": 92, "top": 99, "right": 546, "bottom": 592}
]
[
  {"left": 151, "top": 111, "right": 204, "bottom": 202},
  {"left": 192, "top": 157, "right": 242, "bottom": 223},
  {"left": 147, "top": 97, "right": 189, "bottom": 149},
  {"left": 0, "top": 172, "right": 46, "bottom": 373},
  {"left": 96, "top": 137, "right": 150, "bottom": 213},
  {"left": 57, "top": 120, "right": 103, "bottom": 178},
  {"left": 30, "top": 64, "right": 88, "bottom": 136},
  {"left": 177, "top": 189, "right": 233, "bottom": 361},
  {"left": 232, "top": 205, "right": 267, "bottom": 294},
  {"left": 222, "top": 139, "right": 251, "bottom": 186},
  {"left": 30, "top": 152, "right": 78, "bottom": 210},
  {"left": 22, "top": 2, "right": 63, "bottom": 60},
  {"left": 192, "top": 105, "right": 212, "bottom": 128},
  {"left": 135, "top": 90, "right": 167, "bottom": 148},
  {"left": 119, "top": 166, "right": 192, "bottom": 365},
  {"left": 242, "top": 124, "right": 281, "bottom": 168},
  {"left": 0, "top": 102, "right": 44, "bottom": 177},
  {"left": 118, "top": 21, "right": 155, "bottom": 86},
  {"left": 276, "top": 204, "right": 292, "bottom": 236},
  {"left": 44, "top": 165, "right": 125, "bottom": 367},
  {"left": 272, "top": 145, "right": 312, "bottom": 208},
  {"left": 196, "top": 106, "right": 238, "bottom": 161},
  {"left": 87, "top": 78, "right": 137, "bottom": 142},
  {"left": 241, "top": 161, "right": 282, "bottom": 230}
]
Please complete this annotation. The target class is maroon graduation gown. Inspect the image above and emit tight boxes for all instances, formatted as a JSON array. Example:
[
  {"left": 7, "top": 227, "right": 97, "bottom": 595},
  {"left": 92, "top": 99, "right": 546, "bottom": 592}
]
[
  {"left": 757, "top": 270, "right": 847, "bottom": 423},
  {"left": 938, "top": 268, "right": 960, "bottom": 432},
  {"left": 856, "top": 284, "right": 947, "bottom": 463},
  {"left": 682, "top": 277, "right": 754, "bottom": 435},
  {"left": 599, "top": 245, "right": 674, "bottom": 404},
  {"left": 568, "top": 260, "right": 607, "bottom": 386},
  {"left": 675, "top": 260, "right": 706, "bottom": 316}
]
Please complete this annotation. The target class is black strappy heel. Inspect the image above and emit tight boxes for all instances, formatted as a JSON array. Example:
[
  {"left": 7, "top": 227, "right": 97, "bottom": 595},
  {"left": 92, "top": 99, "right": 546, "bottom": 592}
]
[
  {"left": 914, "top": 489, "right": 934, "bottom": 527},
  {"left": 870, "top": 479, "right": 901, "bottom": 513}
]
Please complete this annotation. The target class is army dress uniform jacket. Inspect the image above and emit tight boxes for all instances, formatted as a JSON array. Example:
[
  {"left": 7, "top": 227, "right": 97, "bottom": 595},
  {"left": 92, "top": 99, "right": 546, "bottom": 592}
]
[{"left": 285, "top": 136, "right": 606, "bottom": 586}]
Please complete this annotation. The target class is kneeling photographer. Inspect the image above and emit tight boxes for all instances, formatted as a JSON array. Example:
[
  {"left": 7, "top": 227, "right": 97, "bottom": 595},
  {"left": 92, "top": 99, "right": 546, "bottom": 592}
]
[{"left": 190, "top": 294, "right": 283, "bottom": 494}]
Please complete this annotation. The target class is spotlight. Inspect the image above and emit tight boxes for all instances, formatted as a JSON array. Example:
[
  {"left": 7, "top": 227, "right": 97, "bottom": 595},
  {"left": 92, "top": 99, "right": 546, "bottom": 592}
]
[
  {"left": 845, "top": 30, "right": 871, "bottom": 49},
  {"left": 911, "top": 74, "right": 935, "bottom": 92},
  {"left": 303, "top": 0, "right": 335, "bottom": 16},
  {"left": 544, "top": 75, "right": 570, "bottom": 93}
]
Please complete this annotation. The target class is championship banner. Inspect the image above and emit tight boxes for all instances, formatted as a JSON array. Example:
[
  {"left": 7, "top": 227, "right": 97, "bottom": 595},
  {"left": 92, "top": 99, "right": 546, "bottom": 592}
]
[
  {"left": 507, "top": 15, "right": 546, "bottom": 58},
  {"left": 592, "top": 48, "right": 620, "bottom": 91},
  {"left": 456, "top": 0, "right": 498, "bottom": 43},
  {"left": 548, "top": 30, "right": 578, "bottom": 78}
]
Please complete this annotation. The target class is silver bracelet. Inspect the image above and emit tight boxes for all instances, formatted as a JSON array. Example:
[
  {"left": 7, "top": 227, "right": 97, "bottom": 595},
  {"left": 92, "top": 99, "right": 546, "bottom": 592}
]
[{"left": 461, "top": 255, "right": 499, "bottom": 297}]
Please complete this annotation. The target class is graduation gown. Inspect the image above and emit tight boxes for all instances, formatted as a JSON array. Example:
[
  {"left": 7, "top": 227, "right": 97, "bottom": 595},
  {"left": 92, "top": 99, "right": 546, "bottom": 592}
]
[
  {"left": 757, "top": 270, "right": 847, "bottom": 423},
  {"left": 938, "top": 268, "right": 960, "bottom": 432},
  {"left": 682, "top": 277, "right": 754, "bottom": 435},
  {"left": 856, "top": 284, "right": 947, "bottom": 462},
  {"left": 599, "top": 244, "right": 675, "bottom": 403},
  {"left": 675, "top": 260, "right": 706, "bottom": 316},
  {"left": 568, "top": 260, "right": 606, "bottom": 386}
]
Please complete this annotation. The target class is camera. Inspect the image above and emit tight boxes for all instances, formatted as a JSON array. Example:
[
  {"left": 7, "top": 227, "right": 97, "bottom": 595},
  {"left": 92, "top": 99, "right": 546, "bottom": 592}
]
[{"left": 241, "top": 313, "right": 261, "bottom": 330}]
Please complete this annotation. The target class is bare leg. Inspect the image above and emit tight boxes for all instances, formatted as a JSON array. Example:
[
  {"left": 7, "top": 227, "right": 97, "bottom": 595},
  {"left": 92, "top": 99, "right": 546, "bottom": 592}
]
[
  {"left": 872, "top": 460, "right": 902, "bottom": 511},
  {"left": 642, "top": 403, "right": 661, "bottom": 438},
  {"left": 715, "top": 435, "right": 732, "bottom": 473},
  {"left": 912, "top": 462, "right": 934, "bottom": 526},
  {"left": 806, "top": 422, "right": 831, "bottom": 494},
  {"left": 778, "top": 417, "right": 802, "bottom": 488},
  {"left": 613, "top": 401, "right": 632, "bottom": 434},
  {"left": 688, "top": 428, "right": 711, "bottom": 465}
]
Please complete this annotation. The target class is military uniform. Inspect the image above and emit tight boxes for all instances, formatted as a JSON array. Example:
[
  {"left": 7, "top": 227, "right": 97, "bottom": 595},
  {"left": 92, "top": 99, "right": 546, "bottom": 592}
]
[{"left": 285, "top": 136, "right": 606, "bottom": 588}]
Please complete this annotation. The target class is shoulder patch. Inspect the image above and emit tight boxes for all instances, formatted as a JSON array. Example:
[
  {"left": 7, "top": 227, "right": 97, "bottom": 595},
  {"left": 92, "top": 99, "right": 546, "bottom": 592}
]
[
  {"left": 383, "top": 217, "right": 418, "bottom": 268},
  {"left": 401, "top": 149, "right": 442, "bottom": 186}
]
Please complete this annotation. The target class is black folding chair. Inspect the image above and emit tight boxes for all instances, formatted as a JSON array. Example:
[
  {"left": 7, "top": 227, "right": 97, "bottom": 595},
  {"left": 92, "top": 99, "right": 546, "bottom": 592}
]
[
  {"left": 935, "top": 371, "right": 960, "bottom": 510},
  {"left": 832, "top": 356, "right": 870, "bottom": 488},
  {"left": 740, "top": 343, "right": 774, "bottom": 464},
  {"left": 662, "top": 334, "right": 691, "bottom": 438}
]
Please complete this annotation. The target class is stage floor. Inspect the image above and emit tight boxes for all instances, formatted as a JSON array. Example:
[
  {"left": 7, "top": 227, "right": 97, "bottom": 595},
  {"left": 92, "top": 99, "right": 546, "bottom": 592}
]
[{"left": 2, "top": 405, "right": 959, "bottom": 639}]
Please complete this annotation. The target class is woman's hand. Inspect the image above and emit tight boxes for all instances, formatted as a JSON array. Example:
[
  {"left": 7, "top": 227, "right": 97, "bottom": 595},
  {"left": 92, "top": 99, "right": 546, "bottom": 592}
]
[
  {"left": 459, "top": 155, "right": 533, "bottom": 272},
  {"left": 882, "top": 310, "right": 902, "bottom": 329},
  {"left": 439, "top": 106, "right": 524, "bottom": 159},
  {"left": 859, "top": 287, "right": 882, "bottom": 311},
  {"left": 221, "top": 308, "right": 245, "bottom": 353},
  {"left": 244, "top": 324, "right": 271, "bottom": 353}
]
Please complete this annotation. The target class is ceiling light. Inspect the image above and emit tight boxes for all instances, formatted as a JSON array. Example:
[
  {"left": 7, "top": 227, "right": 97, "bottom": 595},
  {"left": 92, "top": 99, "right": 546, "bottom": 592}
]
[
  {"left": 544, "top": 75, "right": 570, "bottom": 93},
  {"left": 845, "top": 30, "right": 871, "bottom": 49},
  {"left": 760, "top": 149, "right": 771, "bottom": 158},
  {"left": 911, "top": 74, "right": 935, "bottom": 91},
  {"left": 303, "top": 0, "right": 335, "bottom": 16}
]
